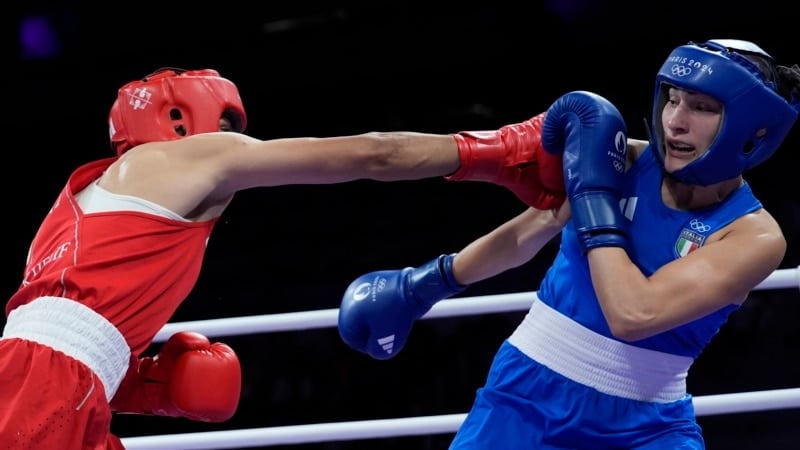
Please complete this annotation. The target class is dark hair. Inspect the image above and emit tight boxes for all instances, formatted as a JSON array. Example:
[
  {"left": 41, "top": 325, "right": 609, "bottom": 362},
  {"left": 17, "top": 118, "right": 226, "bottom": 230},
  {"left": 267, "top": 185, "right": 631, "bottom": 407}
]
[
  {"left": 741, "top": 53, "right": 800, "bottom": 104},
  {"left": 775, "top": 64, "right": 800, "bottom": 104}
]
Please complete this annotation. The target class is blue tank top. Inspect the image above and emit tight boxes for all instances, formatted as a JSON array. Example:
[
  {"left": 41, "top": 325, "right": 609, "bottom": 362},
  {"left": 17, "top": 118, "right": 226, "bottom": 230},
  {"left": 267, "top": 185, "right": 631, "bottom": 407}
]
[{"left": 538, "top": 147, "right": 762, "bottom": 357}]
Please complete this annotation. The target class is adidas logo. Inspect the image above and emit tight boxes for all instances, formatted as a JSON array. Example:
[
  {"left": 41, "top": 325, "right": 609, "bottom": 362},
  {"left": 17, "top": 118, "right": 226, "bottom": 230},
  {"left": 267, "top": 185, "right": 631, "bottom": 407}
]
[{"left": 377, "top": 334, "right": 395, "bottom": 354}]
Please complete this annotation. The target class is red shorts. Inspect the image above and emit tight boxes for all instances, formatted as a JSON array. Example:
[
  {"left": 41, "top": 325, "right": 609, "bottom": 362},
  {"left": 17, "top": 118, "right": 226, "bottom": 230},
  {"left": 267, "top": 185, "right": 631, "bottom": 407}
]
[{"left": 0, "top": 338, "right": 125, "bottom": 450}]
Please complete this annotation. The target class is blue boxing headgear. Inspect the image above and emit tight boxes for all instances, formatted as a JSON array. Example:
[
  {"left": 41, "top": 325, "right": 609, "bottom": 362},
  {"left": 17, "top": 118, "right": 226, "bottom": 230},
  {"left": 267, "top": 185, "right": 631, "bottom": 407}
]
[{"left": 651, "top": 39, "right": 800, "bottom": 186}]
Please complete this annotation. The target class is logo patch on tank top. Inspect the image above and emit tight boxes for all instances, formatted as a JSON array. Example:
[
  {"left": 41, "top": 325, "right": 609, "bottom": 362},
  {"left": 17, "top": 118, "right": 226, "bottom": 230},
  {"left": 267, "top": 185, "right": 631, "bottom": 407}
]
[{"left": 675, "top": 228, "right": 706, "bottom": 257}]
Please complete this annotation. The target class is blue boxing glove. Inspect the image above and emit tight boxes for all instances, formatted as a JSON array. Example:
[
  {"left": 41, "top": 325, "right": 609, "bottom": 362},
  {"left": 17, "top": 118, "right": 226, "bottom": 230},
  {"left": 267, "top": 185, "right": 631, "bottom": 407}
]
[
  {"left": 338, "top": 254, "right": 466, "bottom": 360},
  {"left": 541, "top": 91, "right": 628, "bottom": 253}
]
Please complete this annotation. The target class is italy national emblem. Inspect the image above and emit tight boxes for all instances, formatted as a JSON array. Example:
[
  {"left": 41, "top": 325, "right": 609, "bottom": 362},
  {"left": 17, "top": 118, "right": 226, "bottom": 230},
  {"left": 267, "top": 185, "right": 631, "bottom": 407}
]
[{"left": 675, "top": 228, "right": 706, "bottom": 258}]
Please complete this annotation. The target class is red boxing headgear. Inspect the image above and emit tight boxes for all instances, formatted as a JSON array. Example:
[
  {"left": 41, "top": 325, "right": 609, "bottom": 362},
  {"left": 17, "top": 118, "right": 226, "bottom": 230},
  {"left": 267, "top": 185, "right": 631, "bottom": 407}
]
[{"left": 109, "top": 68, "right": 247, "bottom": 155}]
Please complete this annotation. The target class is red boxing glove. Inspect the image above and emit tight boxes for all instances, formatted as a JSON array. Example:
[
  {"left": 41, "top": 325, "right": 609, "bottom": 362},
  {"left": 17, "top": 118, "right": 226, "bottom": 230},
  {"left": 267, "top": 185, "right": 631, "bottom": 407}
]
[
  {"left": 110, "top": 331, "right": 242, "bottom": 423},
  {"left": 447, "top": 112, "right": 566, "bottom": 209}
]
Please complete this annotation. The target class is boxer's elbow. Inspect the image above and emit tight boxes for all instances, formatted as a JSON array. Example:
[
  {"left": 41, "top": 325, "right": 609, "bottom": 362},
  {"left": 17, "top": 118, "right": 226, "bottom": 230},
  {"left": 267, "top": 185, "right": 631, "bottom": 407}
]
[{"left": 605, "top": 310, "right": 658, "bottom": 342}]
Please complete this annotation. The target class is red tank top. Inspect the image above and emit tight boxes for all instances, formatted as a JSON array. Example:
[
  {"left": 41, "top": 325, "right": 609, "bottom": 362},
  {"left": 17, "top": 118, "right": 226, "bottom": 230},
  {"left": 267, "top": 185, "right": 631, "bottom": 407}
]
[{"left": 7, "top": 157, "right": 218, "bottom": 356}]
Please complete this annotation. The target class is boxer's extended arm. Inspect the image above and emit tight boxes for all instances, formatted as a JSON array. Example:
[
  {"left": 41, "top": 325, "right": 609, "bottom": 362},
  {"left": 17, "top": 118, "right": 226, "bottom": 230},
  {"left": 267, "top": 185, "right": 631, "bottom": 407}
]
[{"left": 101, "top": 131, "right": 460, "bottom": 218}]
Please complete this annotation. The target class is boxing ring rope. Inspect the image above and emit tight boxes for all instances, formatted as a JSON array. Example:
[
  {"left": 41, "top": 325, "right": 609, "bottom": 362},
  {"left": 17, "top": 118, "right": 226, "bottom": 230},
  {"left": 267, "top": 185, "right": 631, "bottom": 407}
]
[
  {"left": 122, "top": 388, "right": 800, "bottom": 450},
  {"left": 153, "top": 266, "right": 800, "bottom": 341},
  {"left": 123, "top": 266, "right": 800, "bottom": 449}
]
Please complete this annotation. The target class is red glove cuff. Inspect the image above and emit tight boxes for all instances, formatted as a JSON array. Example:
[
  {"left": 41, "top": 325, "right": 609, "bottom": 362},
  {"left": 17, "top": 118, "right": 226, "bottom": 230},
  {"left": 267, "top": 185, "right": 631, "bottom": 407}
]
[
  {"left": 109, "top": 333, "right": 241, "bottom": 423},
  {"left": 445, "top": 114, "right": 566, "bottom": 210},
  {"left": 446, "top": 131, "right": 507, "bottom": 182}
]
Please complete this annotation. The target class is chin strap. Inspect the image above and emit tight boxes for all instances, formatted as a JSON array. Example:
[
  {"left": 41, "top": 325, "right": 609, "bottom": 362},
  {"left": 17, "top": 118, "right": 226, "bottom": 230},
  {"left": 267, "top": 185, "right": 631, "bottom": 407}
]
[
  {"left": 642, "top": 117, "right": 654, "bottom": 145},
  {"left": 644, "top": 117, "right": 662, "bottom": 168}
]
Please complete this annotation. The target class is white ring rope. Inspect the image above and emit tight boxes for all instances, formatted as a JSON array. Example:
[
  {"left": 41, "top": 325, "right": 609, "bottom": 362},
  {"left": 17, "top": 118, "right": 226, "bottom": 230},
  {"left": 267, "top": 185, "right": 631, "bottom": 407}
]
[
  {"left": 154, "top": 266, "right": 800, "bottom": 342},
  {"left": 121, "top": 388, "right": 800, "bottom": 449},
  {"left": 124, "top": 266, "right": 799, "bottom": 450}
]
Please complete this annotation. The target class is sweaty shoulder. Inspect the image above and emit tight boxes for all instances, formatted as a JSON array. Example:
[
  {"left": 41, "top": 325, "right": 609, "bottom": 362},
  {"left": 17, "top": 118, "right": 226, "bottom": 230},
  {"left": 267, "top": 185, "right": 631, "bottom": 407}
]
[
  {"left": 151, "top": 132, "right": 255, "bottom": 160},
  {"left": 110, "top": 133, "right": 255, "bottom": 186},
  {"left": 98, "top": 133, "right": 253, "bottom": 219},
  {"left": 714, "top": 208, "right": 786, "bottom": 291},
  {"left": 724, "top": 208, "right": 784, "bottom": 243}
]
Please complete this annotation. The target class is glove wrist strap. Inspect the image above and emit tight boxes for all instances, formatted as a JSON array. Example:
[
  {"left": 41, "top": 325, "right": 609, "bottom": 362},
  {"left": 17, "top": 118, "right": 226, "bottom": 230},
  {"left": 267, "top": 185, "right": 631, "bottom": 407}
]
[
  {"left": 408, "top": 253, "right": 467, "bottom": 309},
  {"left": 446, "top": 132, "right": 505, "bottom": 181}
]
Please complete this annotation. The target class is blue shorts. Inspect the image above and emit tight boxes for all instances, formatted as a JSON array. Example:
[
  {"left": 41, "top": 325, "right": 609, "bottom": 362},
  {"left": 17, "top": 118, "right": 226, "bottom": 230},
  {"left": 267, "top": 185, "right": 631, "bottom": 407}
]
[{"left": 450, "top": 341, "right": 704, "bottom": 450}]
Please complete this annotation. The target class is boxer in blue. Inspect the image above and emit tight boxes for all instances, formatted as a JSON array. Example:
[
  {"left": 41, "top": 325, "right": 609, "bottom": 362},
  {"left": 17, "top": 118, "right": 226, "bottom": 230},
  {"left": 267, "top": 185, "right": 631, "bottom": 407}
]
[{"left": 338, "top": 39, "right": 800, "bottom": 448}]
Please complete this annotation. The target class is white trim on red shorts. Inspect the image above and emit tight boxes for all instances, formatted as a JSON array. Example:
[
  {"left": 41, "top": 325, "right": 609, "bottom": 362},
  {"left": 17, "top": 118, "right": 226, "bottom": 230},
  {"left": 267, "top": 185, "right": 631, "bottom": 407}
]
[{"left": 2, "top": 297, "right": 130, "bottom": 401}]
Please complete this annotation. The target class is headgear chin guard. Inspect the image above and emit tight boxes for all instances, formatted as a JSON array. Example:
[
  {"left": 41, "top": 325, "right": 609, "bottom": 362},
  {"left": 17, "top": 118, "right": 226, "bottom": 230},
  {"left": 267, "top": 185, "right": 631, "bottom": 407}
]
[
  {"left": 109, "top": 68, "right": 247, "bottom": 156},
  {"left": 651, "top": 39, "right": 800, "bottom": 186}
]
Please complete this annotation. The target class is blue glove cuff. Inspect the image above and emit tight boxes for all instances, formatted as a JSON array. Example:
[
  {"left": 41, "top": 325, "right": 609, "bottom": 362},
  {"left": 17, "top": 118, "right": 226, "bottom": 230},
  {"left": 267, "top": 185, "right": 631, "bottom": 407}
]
[
  {"left": 580, "top": 232, "right": 628, "bottom": 253},
  {"left": 571, "top": 191, "right": 628, "bottom": 254},
  {"left": 408, "top": 253, "right": 468, "bottom": 310}
]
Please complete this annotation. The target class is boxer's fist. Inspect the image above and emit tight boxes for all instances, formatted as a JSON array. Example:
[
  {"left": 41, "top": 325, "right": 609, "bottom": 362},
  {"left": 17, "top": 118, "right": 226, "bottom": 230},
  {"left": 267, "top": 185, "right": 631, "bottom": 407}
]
[
  {"left": 447, "top": 113, "right": 566, "bottom": 209},
  {"left": 542, "top": 91, "right": 628, "bottom": 253},
  {"left": 111, "top": 331, "right": 242, "bottom": 422},
  {"left": 338, "top": 254, "right": 466, "bottom": 360}
]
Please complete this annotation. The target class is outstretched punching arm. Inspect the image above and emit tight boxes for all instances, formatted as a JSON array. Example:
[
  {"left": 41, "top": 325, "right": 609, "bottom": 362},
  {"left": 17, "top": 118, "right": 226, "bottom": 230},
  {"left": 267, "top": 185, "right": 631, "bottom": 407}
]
[{"left": 104, "top": 113, "right": 567, "bottom": 220}]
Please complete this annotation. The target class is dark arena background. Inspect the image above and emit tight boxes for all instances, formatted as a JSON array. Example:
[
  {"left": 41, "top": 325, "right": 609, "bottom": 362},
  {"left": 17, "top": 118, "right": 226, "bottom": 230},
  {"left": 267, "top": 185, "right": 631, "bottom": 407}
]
[{"left": 9, "top": 1, "right": 800, "bottom": 449}]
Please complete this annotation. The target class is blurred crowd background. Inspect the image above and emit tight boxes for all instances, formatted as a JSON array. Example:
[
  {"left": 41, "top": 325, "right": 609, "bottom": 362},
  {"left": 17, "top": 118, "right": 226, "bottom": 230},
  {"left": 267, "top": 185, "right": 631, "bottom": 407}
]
[{"left": 10, "top": 1, "right": 800, "bottom": 449}]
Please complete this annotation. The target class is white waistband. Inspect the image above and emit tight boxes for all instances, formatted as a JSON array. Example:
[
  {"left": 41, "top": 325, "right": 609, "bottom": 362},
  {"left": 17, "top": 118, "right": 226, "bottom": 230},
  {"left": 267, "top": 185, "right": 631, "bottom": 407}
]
[
  {"left": 2, "top": 297, "right": 131, "bottom": 401},
  {"left": 507, "top": 295, "right": 693, "bottom": 403}
]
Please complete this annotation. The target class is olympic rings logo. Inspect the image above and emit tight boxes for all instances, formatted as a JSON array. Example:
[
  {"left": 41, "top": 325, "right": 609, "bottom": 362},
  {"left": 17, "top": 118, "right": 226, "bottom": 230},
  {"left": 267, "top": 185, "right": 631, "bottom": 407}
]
[
  {"left": 689, "top": 219, "right": 711, "bottom": 233},
  {"left": 671, "top": 64, "right": 692, "bottom": 77}
]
